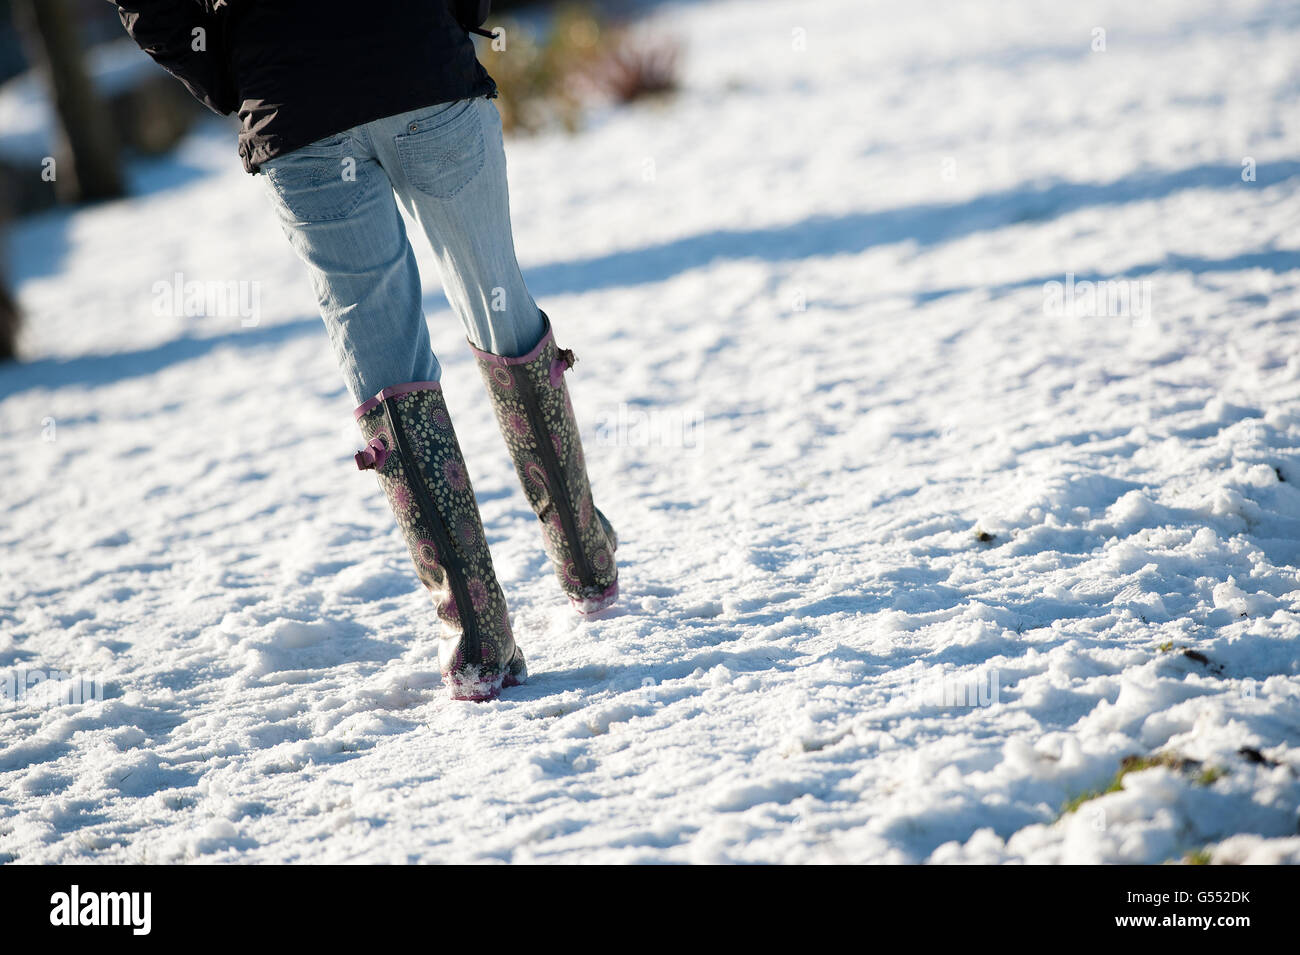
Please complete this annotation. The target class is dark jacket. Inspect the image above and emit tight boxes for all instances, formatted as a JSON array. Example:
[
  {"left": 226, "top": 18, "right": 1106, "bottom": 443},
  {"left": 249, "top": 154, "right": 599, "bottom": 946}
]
[{"left": 115, "top": 1, "right": 496, "bottom": 173}]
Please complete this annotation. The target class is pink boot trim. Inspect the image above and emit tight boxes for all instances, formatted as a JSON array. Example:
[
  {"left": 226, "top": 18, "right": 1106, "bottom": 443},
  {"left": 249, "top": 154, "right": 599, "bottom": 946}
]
[
  {"left": 353, "top": 380, "right": 442, "bottom": 420},
  {"left": 571, "top": 578, "right": 619, "bottom": 615},
  {"left": 445, "top": 669, "right": 526, "bottom": 703}
]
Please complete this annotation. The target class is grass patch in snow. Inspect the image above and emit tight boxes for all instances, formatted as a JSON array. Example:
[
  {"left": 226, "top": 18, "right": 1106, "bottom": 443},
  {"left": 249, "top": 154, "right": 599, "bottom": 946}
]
[
  {"left": 1196, "top": 766, "right": 1226, "bottom": 786},
  {"left": 1061, "top": 753, "right": 1227, "bottom": 817}
]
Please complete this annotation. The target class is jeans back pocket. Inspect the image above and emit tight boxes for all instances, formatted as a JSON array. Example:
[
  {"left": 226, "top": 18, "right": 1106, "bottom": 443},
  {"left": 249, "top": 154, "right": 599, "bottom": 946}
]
[
  {"left": 394, "top": 99, "right": 486, "bottom": 200},
  {"left": 262, "top": 133, "right": 364, "bottom": 223}
]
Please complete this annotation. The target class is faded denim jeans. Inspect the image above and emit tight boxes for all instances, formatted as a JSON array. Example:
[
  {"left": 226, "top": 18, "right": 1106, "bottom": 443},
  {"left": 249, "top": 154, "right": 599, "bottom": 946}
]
[{"left": 259, "top": 95, "right": 545, "bottom": 405}]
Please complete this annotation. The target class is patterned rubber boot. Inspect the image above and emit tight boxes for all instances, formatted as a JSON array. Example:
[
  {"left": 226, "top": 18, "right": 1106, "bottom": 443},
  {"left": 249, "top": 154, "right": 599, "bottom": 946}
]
[
  {"left": 471, "top": 313, "right": 619, "bottom": 614},
  {"left": 353, "top": 381, "right": 526, "bottom": 701}
]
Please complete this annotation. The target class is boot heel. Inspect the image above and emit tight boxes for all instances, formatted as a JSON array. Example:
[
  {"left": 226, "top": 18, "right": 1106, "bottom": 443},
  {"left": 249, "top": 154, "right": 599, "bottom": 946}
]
[
  {"left": 572, "top": 579, "right": 619, "bottom": 615},
  {"left": 446, "top": 669, "right": 506, "bottom": 702}
]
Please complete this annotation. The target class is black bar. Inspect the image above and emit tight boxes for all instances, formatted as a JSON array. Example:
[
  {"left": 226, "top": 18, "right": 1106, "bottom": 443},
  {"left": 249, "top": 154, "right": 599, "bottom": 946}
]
[{"left": 0, "top": 863, "right": 1286, "bottom": 941}]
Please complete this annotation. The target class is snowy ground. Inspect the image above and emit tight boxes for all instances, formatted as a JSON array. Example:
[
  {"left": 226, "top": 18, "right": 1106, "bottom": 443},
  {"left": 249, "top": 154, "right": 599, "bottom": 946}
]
[{"left": 2, "top": 0, "right": 1300, "bottom": 864}]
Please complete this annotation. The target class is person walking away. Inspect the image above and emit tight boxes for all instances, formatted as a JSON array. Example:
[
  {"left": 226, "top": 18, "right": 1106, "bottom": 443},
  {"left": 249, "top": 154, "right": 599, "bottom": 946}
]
[{"left": 115, "top": 0, "right": 619, "bottom": 701}]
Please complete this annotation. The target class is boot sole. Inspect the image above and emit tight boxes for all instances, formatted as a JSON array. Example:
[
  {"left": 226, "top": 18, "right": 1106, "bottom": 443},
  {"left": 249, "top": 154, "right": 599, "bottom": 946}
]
[{"left": 448, "top": 672, "right": 526, "bottom": 703}]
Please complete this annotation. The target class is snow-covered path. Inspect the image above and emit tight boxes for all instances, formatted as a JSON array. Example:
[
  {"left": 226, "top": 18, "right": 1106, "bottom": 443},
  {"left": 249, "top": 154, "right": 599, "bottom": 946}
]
[{"left": 3, "top": 0, "right": 1300, "bottom": 863}]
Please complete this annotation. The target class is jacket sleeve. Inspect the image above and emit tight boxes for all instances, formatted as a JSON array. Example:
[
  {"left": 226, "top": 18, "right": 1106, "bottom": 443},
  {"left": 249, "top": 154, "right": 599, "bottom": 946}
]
[{"left": 112, "top": 1, "right": 238, "bottom": 116}]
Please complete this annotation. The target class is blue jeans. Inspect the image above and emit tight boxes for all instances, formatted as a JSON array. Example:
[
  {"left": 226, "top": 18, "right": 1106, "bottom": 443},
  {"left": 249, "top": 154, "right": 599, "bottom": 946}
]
[{"left": 259, "top": 96, "right": 545, "bottom": 405}]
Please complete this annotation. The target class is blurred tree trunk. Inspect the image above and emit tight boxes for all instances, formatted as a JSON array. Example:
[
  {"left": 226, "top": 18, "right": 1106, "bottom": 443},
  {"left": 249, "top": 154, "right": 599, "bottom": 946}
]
[
  {"left": 0, "top": 264, "right": 18, "bottom": 361},
  {"left": 13, "top": 0, "right": 124, "bottom": 203}
]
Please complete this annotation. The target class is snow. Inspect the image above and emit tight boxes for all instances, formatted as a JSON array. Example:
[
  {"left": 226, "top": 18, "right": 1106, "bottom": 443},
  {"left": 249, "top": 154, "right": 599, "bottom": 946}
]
[{"left": 2, "top": 0, "right": 1299, "bottom": 863}]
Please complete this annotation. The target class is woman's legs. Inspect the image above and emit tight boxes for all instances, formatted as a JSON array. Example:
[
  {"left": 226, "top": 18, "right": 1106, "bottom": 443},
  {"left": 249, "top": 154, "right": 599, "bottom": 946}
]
[
  {"left": 260, "top": 121, "right": 525, "bottom": 699},
  {"left": 371, "top": 97, "right": 545, "bottom": 358},
  {"left": 259, "top": 128, "right": 439, "bottom": 405},
  {"left": 370, "top": 97, "right": 619, "bottom": 611},
  {"left": 263, "top": 96, "right": 616, "bottom": 667}
]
